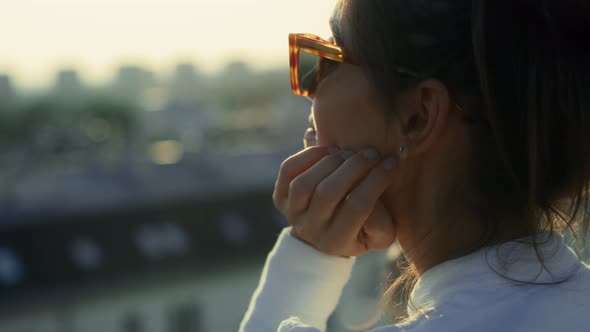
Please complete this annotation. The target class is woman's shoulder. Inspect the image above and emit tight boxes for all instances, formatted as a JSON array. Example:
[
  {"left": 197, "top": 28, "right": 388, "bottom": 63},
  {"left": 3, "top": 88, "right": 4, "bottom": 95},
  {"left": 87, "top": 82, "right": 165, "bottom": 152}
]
[
  {"left": 277, "top": 262, "right": 590, "bottom": 332},
  {"left": 277, "top": 316, "right": 416, "bottom": 332},
  {"left": 365, "top": 312, "right": 447, "bottom": 332}
]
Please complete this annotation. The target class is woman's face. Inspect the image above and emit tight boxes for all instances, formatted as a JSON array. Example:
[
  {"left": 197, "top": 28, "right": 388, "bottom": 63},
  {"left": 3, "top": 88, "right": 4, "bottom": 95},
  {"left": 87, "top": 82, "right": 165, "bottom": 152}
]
[
  {"left": 309, "top": 55, "right": 399, "bottom": 158},
  {"left": 307, "top": 2, "right": 404, "bottom": 155}
]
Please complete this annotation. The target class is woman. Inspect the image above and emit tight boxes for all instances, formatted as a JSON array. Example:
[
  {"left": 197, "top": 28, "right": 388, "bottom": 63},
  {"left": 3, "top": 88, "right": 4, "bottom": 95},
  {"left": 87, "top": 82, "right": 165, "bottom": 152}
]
[{"left": 240, "top": 0, "right": 590, "bottom": 331}]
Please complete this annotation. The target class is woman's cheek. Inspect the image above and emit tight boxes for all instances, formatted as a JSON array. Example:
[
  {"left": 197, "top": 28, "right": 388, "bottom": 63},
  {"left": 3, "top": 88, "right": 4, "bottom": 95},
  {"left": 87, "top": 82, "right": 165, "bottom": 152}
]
[
  {"left": 312, "top": 106, "right": 340, "bottom": 147},
  {"left": 313, "top": 125, "right": 338, "bottom": 149}
]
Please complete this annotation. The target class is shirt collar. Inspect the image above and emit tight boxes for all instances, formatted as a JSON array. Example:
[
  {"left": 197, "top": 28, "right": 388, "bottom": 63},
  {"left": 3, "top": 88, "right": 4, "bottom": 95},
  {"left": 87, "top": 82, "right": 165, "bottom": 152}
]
[{"left": 408, "top": 231, "right": 582, "bottom": 316}]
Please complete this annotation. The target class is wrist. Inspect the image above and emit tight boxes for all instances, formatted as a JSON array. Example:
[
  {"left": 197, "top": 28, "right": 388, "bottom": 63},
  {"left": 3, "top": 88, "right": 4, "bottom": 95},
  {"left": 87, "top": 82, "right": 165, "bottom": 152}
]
[{"left": 289, "top": 227, "right": 352, "bottom": 259}]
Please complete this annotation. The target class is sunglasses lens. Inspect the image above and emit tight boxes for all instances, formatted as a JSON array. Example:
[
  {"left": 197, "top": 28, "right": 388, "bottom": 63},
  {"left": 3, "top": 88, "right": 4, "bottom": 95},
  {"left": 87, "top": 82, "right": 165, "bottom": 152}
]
[{"left": 298, "top": 49, "right": 321, "bottom": 94}]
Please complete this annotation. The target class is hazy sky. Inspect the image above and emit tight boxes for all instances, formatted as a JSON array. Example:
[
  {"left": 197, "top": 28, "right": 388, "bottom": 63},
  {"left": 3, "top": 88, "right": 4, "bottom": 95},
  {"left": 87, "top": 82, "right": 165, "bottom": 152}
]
[{"left": 0, "top": 0, "right": 336, "bottom": 88}]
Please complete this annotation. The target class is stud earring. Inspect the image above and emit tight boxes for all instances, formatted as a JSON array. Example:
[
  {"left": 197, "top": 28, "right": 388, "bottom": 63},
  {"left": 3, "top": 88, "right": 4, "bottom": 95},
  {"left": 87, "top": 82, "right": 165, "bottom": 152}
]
[{"left": 398, "top": 144, "right": 408, "bottom": 159}]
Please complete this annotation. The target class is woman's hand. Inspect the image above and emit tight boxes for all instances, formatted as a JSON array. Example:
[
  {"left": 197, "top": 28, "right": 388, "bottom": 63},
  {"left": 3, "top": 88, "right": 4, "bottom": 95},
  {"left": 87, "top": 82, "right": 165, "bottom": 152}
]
[{"left": 273, "top": 146, "right": 397, "bottom": 258}]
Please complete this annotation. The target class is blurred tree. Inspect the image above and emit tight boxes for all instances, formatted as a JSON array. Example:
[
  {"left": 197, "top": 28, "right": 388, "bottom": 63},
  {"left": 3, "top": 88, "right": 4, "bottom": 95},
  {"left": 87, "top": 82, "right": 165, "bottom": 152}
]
[
  {"left": 84, "top": 98, "right": 138, "bottom": 136},
  {"left": 0, "top": 95, "right": 138, "bottom": 161}
]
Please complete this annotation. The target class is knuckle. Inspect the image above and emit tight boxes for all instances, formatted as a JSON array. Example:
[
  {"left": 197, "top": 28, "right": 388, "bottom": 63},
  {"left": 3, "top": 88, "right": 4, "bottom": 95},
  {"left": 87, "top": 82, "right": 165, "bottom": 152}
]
[
  {"left": 344, "top": 192, "right": 371, "bottom": 213},
  {"left": 272, "top": 190, "right": 279, "bottom": 206},
  {"left": 314, "top": 153, "right": 340, "bottom": 169},
  {"left": 279, "top": 157, "right": 297, "bottom": 177},
  {"left": 272, "top": 190, "right": 282, "bottom": 210},
  {"left": 314, "top": 182, "right": 336, "bottom": 202},
  {"left": 289, "top": 177, "right": 310, "bottom": 198}
]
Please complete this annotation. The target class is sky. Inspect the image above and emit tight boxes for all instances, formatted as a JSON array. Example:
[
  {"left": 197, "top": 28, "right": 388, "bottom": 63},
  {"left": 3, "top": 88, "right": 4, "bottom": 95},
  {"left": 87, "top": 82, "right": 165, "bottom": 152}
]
[{"left": 0, "top": 0, "right": 337, "bottom": 88}]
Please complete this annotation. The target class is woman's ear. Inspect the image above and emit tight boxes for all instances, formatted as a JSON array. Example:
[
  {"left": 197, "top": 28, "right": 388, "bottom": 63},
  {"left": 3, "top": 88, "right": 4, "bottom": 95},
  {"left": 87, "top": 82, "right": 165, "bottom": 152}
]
[{"left": 403, "top": 79, "right": 451, "bottom": 156}]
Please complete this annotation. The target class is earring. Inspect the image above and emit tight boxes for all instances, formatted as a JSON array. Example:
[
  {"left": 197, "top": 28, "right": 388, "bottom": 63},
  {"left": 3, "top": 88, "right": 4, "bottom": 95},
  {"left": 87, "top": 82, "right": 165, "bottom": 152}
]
[{"left": 398, "top": 144, "right": 408, "bottom": 159}]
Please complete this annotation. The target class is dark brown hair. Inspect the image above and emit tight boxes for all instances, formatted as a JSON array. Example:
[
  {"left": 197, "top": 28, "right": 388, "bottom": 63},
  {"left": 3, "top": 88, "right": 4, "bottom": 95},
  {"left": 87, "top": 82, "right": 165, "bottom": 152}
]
[{"left": 333, "top": 0, "right": 590, "bottom": 322}]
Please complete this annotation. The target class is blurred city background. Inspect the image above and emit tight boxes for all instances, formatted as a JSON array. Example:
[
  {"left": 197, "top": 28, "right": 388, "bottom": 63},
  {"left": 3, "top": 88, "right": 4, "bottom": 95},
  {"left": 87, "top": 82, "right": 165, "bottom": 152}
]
[{"left": 0, "top": 1, "right": 403, "bottom": 332}]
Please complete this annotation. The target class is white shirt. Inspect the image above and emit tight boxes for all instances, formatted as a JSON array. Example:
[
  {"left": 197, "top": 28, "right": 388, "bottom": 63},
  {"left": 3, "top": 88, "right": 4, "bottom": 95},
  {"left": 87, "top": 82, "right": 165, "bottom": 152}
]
[{"left": 239, "top": 227, "right": 590, "bottom": 332}]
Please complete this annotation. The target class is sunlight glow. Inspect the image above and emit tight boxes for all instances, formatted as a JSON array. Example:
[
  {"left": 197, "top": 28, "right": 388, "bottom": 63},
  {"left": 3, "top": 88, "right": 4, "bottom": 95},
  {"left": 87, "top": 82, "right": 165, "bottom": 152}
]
[
  {"left": 149, "top": 140, "right": 184, "bottom": 165},
  {"left": 0, "top": 0, "right": 337, "bottom": 87}
]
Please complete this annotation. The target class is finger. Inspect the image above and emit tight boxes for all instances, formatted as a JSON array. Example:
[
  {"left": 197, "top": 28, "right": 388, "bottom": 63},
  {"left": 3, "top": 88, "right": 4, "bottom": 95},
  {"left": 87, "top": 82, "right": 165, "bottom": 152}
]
[
  {"left": 303, "top": 127, "right": 317, "bottom": 148},
  {"left": 287, "top": 152, "right": 345, "bottom": 217},
  {"left": 329, "top": 157, "right": 396, "bottom": 242},
  {"left": 273, "top": 146, "right": 333, "bottom": 211},
  {"left": 362, "top": 199, "right": 396, "bottom": 251},
  {"left": 307, "top": 148, "right": 381, "bottom": 223}
]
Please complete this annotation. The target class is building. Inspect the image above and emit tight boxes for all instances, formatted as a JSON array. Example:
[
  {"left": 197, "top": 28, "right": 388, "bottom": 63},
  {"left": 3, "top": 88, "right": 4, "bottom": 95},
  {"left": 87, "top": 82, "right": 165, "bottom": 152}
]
[
  {"left": 0, "top": 74, "right": 16, "bottom": 109},
  {"left": 169, "top": 63, "right": 201, "bottom": 104},
  {"left": 112, "top": 66, "right": 156, "bottom": 104},
  {"left": 53, "top": 69, "right": 85, "bottom": 101}
]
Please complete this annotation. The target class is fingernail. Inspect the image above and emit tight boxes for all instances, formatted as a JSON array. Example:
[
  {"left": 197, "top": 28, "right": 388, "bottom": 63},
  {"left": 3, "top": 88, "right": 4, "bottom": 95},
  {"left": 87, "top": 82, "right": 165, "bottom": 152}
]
[
  {"left": 383, "top": 158, "right": 396, "bottom": 171},
  {"left": 363, "top": 148, "right": 379, "bottom": 161},
  {"left": 304, "top": 128, "right": 317, "bottom": 139},
  {"left": 342, "top": 150, "right": 356, "bottom": 160},
  {"left": 328, "top": 146, "right": 340, "bottom": 154},
  {"left": 303, "top": 139, "right": 317, "bottom": 148}
]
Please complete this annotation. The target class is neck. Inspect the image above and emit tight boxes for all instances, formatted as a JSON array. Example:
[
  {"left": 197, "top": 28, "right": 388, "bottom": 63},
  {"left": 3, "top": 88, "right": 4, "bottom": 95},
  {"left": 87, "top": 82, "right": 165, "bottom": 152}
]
[
  {"left": 396, "top": 210, "right": 484, "bottom": 275},
  {"left": 382, "top": 124, "right": 532, "bottom": 275},
  {"left": 395, "top": 205, "right": 532, "bottom": 276},
  {"left": 384, "top": 171, "right": 530, "bottom": 276}
]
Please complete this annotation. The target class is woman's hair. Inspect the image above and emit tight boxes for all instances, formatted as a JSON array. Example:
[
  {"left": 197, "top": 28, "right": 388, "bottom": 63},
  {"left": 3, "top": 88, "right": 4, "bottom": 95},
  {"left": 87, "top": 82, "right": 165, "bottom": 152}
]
[{"left": 334, "top": 0, "right": 590, "bottom": 322}]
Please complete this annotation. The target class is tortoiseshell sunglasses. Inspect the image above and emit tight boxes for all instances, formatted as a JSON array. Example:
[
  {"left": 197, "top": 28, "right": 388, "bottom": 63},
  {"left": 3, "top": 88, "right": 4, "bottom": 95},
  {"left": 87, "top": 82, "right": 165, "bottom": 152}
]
[
  {"left": 288, "top": 33, "right": 425, "bottom": 98},
  {"left": 288, "top": 33, "right": 471, "bottom": 119},
  {"left": 289, "top": 33, "right": 345, "bottom": 98}
]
